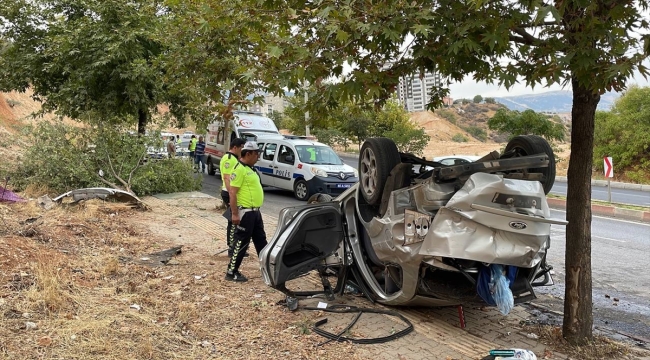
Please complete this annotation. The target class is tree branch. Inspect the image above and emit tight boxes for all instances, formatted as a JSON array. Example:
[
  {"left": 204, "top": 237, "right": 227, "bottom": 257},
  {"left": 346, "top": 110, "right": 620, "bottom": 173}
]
[{"left": 512, "top": 27, "right": 541, "bottom": 44}]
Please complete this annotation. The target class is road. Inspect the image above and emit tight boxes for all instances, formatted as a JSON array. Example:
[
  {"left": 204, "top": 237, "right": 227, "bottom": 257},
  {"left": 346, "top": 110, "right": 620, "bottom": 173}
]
[
  {"left": 338, "top": 153, "right": 650, "bottom": 207},
  {"left": 200, "top": 172, "right": 650, "bottom": 340},
  {"left": 539, "top": 210, "right": 650, "bottom": 339},
  {"left": 549, "top": 181, "right": 650, "bottom": 206}
]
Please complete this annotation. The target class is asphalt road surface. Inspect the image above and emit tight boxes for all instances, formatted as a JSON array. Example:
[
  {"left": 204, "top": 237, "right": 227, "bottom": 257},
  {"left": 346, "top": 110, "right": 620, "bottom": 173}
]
[{"left": 200, "top": 172, "right": 650, "bottom": 340}]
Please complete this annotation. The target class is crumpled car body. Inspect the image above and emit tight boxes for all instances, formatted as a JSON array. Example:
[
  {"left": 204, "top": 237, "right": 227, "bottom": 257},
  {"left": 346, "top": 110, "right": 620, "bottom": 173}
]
[{"left": 259, "top": 136, "right": 567, "bottom": 308}]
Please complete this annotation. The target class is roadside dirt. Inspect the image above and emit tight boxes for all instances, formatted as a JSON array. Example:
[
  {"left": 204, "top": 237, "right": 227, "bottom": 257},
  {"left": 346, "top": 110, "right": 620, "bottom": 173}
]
[{"left": 0, "top": 198, "right": 365, "bottom": 359}]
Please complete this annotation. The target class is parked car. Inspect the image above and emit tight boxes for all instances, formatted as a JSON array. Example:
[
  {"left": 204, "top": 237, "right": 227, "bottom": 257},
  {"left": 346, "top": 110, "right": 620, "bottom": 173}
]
[
  {"left": 259, "top": 135, "right": 566, "bottom": 310},
  {"left": 432, "top": 155, "right": 481, "bottom": 166},
  {"left": 255, "top": 135, "right": 358, "bottom": 200}
]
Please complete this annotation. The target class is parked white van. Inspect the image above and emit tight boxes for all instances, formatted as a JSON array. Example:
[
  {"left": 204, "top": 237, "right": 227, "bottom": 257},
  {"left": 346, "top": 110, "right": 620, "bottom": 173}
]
[
  {"left": 204, "top": 111, "right": 280, "bottom": 175},
  {"left": 254, "top": 135, "right": 358, "bottom": 200}
]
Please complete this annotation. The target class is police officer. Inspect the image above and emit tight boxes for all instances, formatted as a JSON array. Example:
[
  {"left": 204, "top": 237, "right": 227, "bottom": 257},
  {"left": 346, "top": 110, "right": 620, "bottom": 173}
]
[
  {"left": 225, "top": 141, "right": 267, "bottom": 282},
  {"left": 188, "top": 135, "right": 197, "bottom": 160},
  {"left": 219, "top": 138, "right": 246, "bottom": 256}
]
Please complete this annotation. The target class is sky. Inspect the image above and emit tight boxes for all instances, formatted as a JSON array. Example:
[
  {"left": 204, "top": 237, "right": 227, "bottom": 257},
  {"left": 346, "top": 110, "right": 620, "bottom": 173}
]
[{"left": 448, "top": 67, "right": 650, "bottom": 99}]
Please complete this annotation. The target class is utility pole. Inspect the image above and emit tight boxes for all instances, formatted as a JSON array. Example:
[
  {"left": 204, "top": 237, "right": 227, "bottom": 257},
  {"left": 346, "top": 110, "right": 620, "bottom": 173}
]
[{"left": 304, "top": 81, "right": 310, "bottom": 136}]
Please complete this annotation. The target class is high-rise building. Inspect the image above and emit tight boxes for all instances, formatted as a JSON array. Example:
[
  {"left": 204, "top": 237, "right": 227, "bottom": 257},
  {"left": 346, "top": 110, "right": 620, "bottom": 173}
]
[{"left": 396, "top": 71, "right": 443, "bottom": 112}]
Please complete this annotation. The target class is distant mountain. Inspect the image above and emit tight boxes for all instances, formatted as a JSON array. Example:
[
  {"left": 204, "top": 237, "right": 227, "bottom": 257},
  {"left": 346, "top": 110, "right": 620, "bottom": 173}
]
[{"left": 494, "top": 90, "right": 619, "bottom": 112}]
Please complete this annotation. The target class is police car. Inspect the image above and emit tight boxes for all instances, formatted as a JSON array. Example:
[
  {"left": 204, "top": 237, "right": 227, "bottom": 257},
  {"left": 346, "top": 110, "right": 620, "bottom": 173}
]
[{"left": 254, "top": 135, "right": 359, "bottom": 200}]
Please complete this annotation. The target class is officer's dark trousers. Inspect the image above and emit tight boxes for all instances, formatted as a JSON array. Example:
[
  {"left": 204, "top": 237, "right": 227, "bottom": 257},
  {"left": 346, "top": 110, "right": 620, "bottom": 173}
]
[
  {"left": 227, "top": 211, "right": 267, "bottom": 273},
  {"left": 221, "top": 190, "right": 235, "bottom": 250}
]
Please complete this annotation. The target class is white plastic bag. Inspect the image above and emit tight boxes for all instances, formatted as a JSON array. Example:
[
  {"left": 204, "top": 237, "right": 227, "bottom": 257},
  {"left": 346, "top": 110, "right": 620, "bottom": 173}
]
[{"left": 498, "top": 348, "right": 537, "bottom": 360}]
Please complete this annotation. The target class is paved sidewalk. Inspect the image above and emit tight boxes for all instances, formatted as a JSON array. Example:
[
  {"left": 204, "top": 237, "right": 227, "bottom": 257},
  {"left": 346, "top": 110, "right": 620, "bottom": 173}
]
[{"left": 145, "top": 192, "right": 571, "bottom": 360}]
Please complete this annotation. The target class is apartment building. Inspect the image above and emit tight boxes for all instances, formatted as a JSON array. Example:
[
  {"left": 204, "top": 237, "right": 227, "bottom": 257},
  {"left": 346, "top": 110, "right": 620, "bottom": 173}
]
[
  {"left": 396, "top": 71, "right": 444, "bottom": 112},
  {"left": 249, "top": 93, "right": 290, "bottom": 116}
]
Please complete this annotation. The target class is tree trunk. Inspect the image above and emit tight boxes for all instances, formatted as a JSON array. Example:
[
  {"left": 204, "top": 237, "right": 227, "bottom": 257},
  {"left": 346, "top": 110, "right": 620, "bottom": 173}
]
[
  {"left": 562, "top": 78, "right": 600, "bottom": 344},
  {"left": 138, "top": 109, "right": 147, "bottom": 135}
]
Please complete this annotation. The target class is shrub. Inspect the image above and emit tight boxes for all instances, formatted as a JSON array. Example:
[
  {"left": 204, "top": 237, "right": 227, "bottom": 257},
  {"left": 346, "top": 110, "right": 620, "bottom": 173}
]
[
  {"left": 452, "top": 133, "right": 468, "bottom": 142},
  {"left": 462, "top": 125, "right": 488, "bottom": 141},
  {"left": 9, "top": 122, "right": 201, "bottom": 196}
]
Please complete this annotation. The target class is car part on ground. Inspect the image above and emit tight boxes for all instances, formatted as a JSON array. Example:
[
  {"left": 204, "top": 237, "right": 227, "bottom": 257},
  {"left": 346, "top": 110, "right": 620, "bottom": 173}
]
[
  {"left": 259, "top": 136, "right": 566, "bottom": 313},
  {"left": 53, "top": 187, "right": 144, "bottom": 208}
]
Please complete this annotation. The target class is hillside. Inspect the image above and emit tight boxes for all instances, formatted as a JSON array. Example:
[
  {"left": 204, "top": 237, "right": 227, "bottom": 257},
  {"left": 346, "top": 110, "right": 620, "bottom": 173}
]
[
  {"left": 409, "top": 110, "right": 503, "bottom": 159},
  {"left": 409, "top": 107, "right": 571, "bottom": 176},
  {"left": 494, "top": 90, "right": 619, "bottom": 112}
]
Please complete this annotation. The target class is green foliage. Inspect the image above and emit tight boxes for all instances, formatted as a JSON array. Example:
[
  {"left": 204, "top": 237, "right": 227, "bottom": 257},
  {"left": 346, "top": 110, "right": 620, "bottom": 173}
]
[
  {"left": 9, "top": 122, "right": 201, "bottom": 196},
  {"left": 312, "top": 128, "right": 345, "bottom": 148},
  {"left": 462, "top": 99, "right": 471, "bottom": 105},
  {"left": 473, "top": 95, "right": 483, "bottom": 104},
  {"left": 436, "top": 109, "right": 457, "bottom": 124},
  {"left": 484, "top": 98, "right": 496, "bottom": 104},
  {"left": 452, "top": 133, "right": 468, "bottom": 142},
  {"left": 267, "top": 110, "right": 287, "bottom": 130},
  {"left": 488, "top": 109, "right": 566, "bottom": 142},
  {"left": 131, "top": 159, "right": 202, "bottom": 196},
  {"left": 462, "top": 125, "right": 488, "bottom": 141},
  {"left": 0, "top": 0, "right": 185, "bottom": 133},
  {"left": 593, "top": 86, "right": 650, "bottom": 181},
  {"left": 385, "top": 123, "right": 430, "bottom": 155}
]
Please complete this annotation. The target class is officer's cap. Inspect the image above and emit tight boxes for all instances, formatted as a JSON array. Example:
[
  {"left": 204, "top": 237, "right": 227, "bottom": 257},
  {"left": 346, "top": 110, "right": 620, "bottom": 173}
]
[{"left": 242, "top": 141, "right": 262, "bottom": 152}]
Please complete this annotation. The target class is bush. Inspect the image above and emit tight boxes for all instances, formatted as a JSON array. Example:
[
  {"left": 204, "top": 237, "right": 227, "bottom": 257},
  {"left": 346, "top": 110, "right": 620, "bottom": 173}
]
[
  {"left": 462, "top": 125, "right": 488, "bottom": 141},
  {"left": 313, "top": 128, "right": 345, "bottom": 148},
  {"left": 131, "top": 158, "right": 202, "bottom": 195},
  {"left": 9, "top": 122, "right": 201, "bottom": 196},
  {"left": 436, "top": 109, "right": 457, "bottom": 124},
  {"left": 452, "top": 133, "right": 468, "bottom": 142}
]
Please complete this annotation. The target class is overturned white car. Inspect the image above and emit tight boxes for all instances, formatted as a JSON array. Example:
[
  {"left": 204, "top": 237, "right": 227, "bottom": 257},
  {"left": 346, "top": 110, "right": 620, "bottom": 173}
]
[{"left": 259, "top": 136, "right": 566, "bottom": 310}]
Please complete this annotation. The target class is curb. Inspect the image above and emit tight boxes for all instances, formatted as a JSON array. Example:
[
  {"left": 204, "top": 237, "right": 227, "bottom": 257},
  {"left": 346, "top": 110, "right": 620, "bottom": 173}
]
[
  {"left": 547, "top": 198, "right": 650, "bottom": 223},
  {"left": 553, "top": 176, "right": 650, "bottom": 192}
]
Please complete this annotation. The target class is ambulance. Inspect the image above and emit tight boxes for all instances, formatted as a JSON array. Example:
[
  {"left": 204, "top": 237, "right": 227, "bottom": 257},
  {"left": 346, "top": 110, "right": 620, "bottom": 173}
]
[{"left": 204, "top": 111, "right": 280, "bottom": 175}]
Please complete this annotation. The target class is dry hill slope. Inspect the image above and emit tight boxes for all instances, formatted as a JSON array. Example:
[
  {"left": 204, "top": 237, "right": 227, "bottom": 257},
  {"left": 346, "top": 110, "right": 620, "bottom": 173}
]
[{"left": 410, "top": 111, "right": 502, "bottom": 159}]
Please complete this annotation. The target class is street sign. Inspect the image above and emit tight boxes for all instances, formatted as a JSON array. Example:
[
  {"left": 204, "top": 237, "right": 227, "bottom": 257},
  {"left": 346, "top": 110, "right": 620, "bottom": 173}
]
[{"left": 604, "top": 156, "right": 613, "bottom": 178}]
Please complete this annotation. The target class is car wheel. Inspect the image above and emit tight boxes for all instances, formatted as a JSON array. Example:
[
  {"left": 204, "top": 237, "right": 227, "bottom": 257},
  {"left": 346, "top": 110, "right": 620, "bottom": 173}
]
[
  {"left": 503, "top": 135, "right": 556, "bottom": 194},
  {"left": 294, "top": 179, "right": 309, "bottom": 201},
  {"left": 207, "top": 158, "right": 216, "bottom": 176},
  {"left": 359, "top": 138, "right": 401, "bottom": 206}
]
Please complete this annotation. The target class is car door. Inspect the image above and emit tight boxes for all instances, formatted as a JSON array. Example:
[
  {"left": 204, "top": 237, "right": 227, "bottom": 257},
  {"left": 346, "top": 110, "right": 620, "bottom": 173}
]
[
  {"left": 256, "top": 142, "right": 278, "bottom": 186},
  {"left": 259, "top": 203, "right": 344, "bottom": 289},
  {"left": 273, "top": 144, "right": 297, "bottom": 191}
]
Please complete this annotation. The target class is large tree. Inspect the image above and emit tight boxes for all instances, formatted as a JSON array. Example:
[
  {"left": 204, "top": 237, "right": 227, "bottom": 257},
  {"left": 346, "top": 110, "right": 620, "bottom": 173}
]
[
  {"left": 250, "top": 0, "right": 650, "bottom": 344},
  {"left": 0, "top": 0, "right": 183, "bottom": 133},
  {"left": 488, "top": 108, "right": 566, "bottom": 142}
]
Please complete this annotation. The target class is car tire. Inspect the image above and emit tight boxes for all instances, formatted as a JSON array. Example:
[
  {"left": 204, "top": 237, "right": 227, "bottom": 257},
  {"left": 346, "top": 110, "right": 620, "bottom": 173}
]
[
  {"left": 503, "top": 135, "right": 556, "bottom": 194},
  {"left": 359, "top": 138, "right": 401, "bottom": 206},
  {"left": 207, "top": 157, "right": 217, "bottom": 176},
  {"left": 294, "top": 179, "right": 310, "bottom": 201}
]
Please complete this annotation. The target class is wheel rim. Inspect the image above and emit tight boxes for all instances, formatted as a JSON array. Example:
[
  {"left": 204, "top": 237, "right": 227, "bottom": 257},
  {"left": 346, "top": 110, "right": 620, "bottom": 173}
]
[
  {"left": 360, "top": 147, "right": 378, "bottom": 197},
  {"left": 296, "top": 182, "right": 307, "bottom": 199}
]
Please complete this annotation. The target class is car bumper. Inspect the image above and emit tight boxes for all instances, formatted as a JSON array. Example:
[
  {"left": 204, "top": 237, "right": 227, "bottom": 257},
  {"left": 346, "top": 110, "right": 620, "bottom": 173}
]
[{"left": 307, "top": 176, "right": 358, "bottom": 196}]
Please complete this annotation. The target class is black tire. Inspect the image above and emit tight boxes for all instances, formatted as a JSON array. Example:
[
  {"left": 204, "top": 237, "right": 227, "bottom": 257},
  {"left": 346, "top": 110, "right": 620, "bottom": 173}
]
[
  {"left": 293, "top": 179, "right": 310, "bottom": 201},
  {"left": 503, "top": 135, "right": 556, "bottom": 194},
  {"left": 358, "top": 138, "right": 401, "bottom": 206},
  {"left": 207, "top": 157, "right": 217, "bottom": 176}
]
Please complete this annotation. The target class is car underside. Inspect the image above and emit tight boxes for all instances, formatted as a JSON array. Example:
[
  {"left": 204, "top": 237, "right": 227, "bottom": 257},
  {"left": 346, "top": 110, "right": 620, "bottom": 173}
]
[{"left": 259, "top": 135, "right": 567, "bottom": 311}]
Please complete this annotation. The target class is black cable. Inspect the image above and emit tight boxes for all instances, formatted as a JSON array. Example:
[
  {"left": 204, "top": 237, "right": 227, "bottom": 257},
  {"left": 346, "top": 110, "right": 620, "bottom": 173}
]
[{"left": 302, "top": 304, "right": 414, "bottom": 344}]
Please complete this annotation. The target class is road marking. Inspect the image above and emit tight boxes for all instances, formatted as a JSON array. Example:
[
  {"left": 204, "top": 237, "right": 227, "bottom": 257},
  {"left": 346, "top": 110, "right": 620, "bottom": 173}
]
[
  {"left": 550, "top": 208, "right": 650, "bottom": 227},
  {"left": 593, "top": 236, "right": 627, "bottom": 243}
]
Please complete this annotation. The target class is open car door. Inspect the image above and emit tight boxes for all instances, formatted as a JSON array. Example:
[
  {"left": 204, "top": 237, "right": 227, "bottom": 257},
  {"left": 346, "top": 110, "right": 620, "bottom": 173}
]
[{"left": 259, "top": 203, "right": 344, "bottom": 291}]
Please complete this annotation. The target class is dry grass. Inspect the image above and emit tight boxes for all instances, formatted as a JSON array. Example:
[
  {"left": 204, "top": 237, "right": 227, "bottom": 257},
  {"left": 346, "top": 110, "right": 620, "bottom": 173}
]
[
  {"left": 523, "top": 325, "right": 646, "bottom": 360},
  {"left": 0, "top": 199, "right": 364, "bottom": 359}
]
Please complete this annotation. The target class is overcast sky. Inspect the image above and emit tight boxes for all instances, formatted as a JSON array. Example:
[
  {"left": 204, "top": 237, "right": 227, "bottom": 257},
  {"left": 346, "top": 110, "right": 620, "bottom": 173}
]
[{"left": 448, "top": 67, "right": 650, "bottom": 99}]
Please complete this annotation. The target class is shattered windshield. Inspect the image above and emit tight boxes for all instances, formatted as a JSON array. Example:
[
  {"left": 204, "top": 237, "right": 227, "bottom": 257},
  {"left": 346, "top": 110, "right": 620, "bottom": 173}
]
[{"left": 295, "top": 145, "right": 343, "bottom": 165}]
